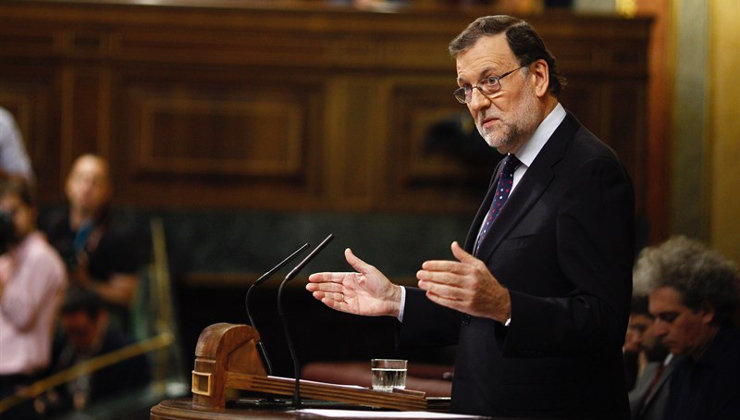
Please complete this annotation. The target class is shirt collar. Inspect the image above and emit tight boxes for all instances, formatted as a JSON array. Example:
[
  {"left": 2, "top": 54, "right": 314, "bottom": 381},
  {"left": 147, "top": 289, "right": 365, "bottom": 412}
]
[{"left": 513, "top": 102, "right": 566, "bottom": 168}]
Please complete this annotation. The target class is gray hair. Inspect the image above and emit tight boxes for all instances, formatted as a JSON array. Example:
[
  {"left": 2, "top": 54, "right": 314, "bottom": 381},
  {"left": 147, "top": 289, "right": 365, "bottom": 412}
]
[{"left": 633, "top": 236, "right": 740, "bottom": 326}]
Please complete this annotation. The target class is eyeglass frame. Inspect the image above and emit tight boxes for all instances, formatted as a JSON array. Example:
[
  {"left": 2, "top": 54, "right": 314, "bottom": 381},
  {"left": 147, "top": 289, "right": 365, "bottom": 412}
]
[{"left": 453, "top": 66, "right": 526, "bottom": 104}]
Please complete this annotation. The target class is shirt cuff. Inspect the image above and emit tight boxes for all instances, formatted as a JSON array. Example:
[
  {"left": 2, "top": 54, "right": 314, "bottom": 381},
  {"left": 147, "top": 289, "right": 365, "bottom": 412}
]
[{"left": 397, "top": 286, "right": 407, "bottom": 322}]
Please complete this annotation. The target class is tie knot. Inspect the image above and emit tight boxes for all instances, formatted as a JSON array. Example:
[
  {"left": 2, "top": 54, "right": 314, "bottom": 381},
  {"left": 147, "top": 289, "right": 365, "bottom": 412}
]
[{"left": 502, "top": 154, "right": 520, "bottom": 176}]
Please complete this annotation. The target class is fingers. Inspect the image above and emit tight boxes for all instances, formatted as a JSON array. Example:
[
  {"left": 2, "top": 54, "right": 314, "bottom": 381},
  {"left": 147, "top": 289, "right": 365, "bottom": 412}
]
[
  {"left": 419, "top": 280, "right": 465, "bottom": 301},
  {"left": 307, "top": 282, "right": 349, "bottom": 312},
  {"left": 311, "top": 288, "right": 356, "bottom": 315},
  {"left": 416, "top": 268, "right": 459, "bottom": 285},
  {"left": 416, "top": 241, "right": 507, "bottom": 320},
  {"left": 420, "top": 259, "right": 464, "bottom": 273},
  {"left": 308, "top": 272, "right": 339, "bottom": 284},
  {"left": 416, "top": 240, "right": 485, "bottom": 298},
  {"left": 420, "top": 242, "right": 476, "bottom": 273},
  {"left": 308, "top": 269, "right": 359, "bottom": 284},
  {"left": 305, "top": 279, "right": 345, "bottom": 293},
  {"left": 424, "top": 288, "right": 464, "bottom": 308},
  {"left": 450, "top": 241, "right": 476, "bottom": 263},
  {"left": 311, "top": 290, "right": 344, "bottom": 304},
  {"left": 421, "top": 241, "right": 485, "bottom": 276},
  {"left": 344, "top": 248, "right": 375, "bottom": 274},
  {"left": 417, "top": 242, "right": 468, "bottom": 287}
]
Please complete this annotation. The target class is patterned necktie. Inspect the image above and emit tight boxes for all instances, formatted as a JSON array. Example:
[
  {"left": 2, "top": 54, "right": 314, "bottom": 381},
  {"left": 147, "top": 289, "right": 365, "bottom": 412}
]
[{"left": 474, "top": 154, "right": 521, "bottom": 255}]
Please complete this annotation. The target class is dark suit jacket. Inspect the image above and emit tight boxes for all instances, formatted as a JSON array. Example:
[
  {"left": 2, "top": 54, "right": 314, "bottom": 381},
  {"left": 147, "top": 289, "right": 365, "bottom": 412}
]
[
  {"left": 401, "top": 112, "right": 635, "bottom": 419},
  {"left": 663, "top": 327, "right": 740, "bottom": 420},
  {"left": 628, "top": 356, "right": 675, "bottom": 420}
]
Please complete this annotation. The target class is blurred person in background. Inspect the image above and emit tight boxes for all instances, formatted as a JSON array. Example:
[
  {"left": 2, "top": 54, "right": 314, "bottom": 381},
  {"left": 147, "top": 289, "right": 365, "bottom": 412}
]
[
  {"left": 624, "top": 296, "right": 655, "bottom": 390},
  {"left": 42, "top": 154, "right": 141, "bottom": 332},
  {"left": 0, "top": 173, "right": 66, "bottom": 417},
  {"left": 0, "top": 107, "right": 34, "bottom": 182},
  {"left": 34, "top": 286, "right": 150, "bottom": 417},
  {"left": 633, "top": 236, "right": 740, "bottom": 420},
  {"left": 624, "top": 296, "right": 673, "bottom": 420}
]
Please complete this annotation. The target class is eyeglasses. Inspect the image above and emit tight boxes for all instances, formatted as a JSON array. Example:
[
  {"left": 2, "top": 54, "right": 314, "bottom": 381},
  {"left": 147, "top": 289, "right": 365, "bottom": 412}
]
[{"left": 453, "top": 66, "right": 524, "bottom": 104}]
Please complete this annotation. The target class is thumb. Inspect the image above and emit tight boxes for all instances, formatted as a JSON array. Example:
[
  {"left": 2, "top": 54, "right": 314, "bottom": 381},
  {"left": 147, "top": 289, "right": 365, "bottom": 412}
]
[
  {"left": 450, "top": 241, "right": 476, "bottom": 263},
  {"left": 345, "top": 248, "right": 375, "bottom": 274}
]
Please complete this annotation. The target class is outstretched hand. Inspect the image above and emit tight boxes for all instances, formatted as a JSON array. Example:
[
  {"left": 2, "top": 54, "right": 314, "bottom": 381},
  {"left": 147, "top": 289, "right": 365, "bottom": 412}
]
[
  {"left": 416, "top": 241, "right": 510, "bottom": 322},
  {"left": 307, "top": 248, "right": 402, "bottom": 318}
]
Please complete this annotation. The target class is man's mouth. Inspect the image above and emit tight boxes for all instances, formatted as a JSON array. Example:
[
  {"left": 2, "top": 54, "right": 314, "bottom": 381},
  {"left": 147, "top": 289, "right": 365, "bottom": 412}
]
[{"left": 480, "top": 117, "right": 498, "bottom": 128}]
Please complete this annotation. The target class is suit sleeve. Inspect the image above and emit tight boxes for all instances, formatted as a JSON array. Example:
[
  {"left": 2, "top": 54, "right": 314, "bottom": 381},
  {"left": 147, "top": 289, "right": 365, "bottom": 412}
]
[
  {"left": 502, "top": 156, "right": 634, "bottom": 356},
  {"left": 400, "top": 287, "right": 463, "bottom": 347}
]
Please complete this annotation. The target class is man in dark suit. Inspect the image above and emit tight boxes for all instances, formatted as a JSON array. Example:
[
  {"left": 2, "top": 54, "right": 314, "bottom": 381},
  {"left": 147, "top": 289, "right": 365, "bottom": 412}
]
[
  {"left": 628, "top": 353, "right": 675, "bottom": 420},
  {"left": 307, "top": 15, "right": 634, "bottom": 419},
  {"left": 633, "top": 236, "right": 740, "bottom": 420}
]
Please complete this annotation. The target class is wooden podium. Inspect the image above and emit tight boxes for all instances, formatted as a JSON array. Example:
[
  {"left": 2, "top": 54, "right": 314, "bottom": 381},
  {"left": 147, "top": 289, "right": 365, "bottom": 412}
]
[{"left": 190, "top": 323, "right": 427, "bottom": 411}]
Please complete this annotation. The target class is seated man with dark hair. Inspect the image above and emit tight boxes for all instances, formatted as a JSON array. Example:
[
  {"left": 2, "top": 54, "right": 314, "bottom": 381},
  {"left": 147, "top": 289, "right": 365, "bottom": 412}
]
[
  {"left": 624, "top": 295, "right": 673, "bottom": 420},
  {"left": 35, "top": 286, "right": 150, "bottom": 416},
  {"left": 624, "top": 296, "right": 654, "bottom": 391}
]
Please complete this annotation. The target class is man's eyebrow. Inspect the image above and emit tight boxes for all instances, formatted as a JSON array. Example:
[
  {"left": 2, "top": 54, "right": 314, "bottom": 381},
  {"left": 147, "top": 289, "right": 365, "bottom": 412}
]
[
  {"left": 457, "top": 66, "right": 498, "bottom": 85},
  {"left": 654, "top": 311, "right": 680, "bottom": 320}
]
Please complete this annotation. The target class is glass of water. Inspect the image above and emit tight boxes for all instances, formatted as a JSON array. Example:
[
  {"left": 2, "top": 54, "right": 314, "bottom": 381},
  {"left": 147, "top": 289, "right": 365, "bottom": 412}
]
[{"left": 371, "top": 359, "right": 407, "bottom": 392}]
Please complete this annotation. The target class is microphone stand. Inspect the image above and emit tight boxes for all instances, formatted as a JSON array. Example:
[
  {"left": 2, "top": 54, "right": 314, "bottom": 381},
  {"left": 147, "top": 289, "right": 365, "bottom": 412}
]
[
  {"left": 245, "top": 243, "right": 310, "bottom": 376},
  {"left": 277, "top": 233, "right": 335, "bottom": 409}
]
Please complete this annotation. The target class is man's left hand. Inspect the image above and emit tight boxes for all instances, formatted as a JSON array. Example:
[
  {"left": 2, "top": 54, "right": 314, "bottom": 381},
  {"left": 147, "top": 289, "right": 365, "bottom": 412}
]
[{"left": 416, "top": 241, "right": 510, "bottom": 322}]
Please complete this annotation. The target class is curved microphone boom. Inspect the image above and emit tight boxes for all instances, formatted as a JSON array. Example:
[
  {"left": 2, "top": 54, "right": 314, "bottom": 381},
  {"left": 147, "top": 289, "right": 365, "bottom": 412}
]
[
  {"left": 277, "top": 233, "right": 335, "bottom": 409},
  {"left": 245, "top": 242, "right": 310, "bottom": 376}
]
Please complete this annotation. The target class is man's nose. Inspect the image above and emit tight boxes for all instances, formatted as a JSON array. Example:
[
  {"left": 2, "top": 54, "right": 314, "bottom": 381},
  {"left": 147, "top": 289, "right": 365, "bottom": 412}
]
[
  {"left": 468, "top": 87, "right": 491, "bottom": 111},
  {"left": 652, "top": 320, "right": 668, "bottom": 337}
]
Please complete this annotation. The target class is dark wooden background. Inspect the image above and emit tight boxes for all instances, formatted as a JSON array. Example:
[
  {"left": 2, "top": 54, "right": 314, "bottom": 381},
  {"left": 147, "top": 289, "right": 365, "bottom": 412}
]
[
  {"left": 0, "top": 0, "right": 650, "bottom": 216},
  {"left": 0, "top": 0, "right": 653, "bottom": 371}
]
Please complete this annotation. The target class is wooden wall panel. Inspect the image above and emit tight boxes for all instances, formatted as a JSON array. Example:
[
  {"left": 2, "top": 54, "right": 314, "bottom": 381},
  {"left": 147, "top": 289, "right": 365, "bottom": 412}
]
[
  {"left": 0, "top": 1, "right": 655, "bottom": 225},
  {"left": 111, "top": 71, "right": 326, "bottom": 209},
  {"left": 324, "top": 78, "right": 381, "bottom": 211},
  {"left": 0, "top": 64, "right": 60, "bottom": 201},
  {"left": 129, "top": 90, "right": 307, "bottom": 177}
]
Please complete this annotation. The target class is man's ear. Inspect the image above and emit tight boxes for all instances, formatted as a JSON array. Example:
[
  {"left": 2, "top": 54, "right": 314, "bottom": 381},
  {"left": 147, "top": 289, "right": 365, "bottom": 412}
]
[
  {"left": 700, "top": 300, "right": 716, "bottom": 325},
  {"left": 529, "top": 59, "right": 550, "bottom": 98}
]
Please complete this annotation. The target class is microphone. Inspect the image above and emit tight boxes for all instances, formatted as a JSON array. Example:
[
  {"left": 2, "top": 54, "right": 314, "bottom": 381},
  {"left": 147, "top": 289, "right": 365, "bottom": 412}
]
[
  {"left": 245, "top": 242, "right": 310, "bottom": 376},
  {"left": 277, "top": 233, "right": 335, "bottom": 409}
]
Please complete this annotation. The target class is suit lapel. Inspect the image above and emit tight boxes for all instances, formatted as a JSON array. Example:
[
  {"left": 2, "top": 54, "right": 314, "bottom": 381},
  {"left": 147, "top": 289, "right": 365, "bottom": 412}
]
[
  {"left": 474, "top": 113, "right": 580, "bottom": 261},
  {"left": 641, "top": 360, "right": 675, "bottom": 411}
]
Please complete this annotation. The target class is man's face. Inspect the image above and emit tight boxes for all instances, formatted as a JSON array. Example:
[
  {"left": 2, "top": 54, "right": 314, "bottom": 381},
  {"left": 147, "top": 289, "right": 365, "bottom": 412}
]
[
  {"left": 649, "top": 286, "right": 715, "bottom": 356},
  {"left": 65, "top": 156, "right": 111, "bottom": 215},
  {"left": 0, "top": 194, "right": 35, "bottom": 241},
  {"left": 624, "top": 313, "right": 654, "bottom": 353},
  {"left": 455, "top": 33, "right": 541, "bottom": 155},
  {"left": 60, "top": 310, "right": 98, "bottom": 353}
]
